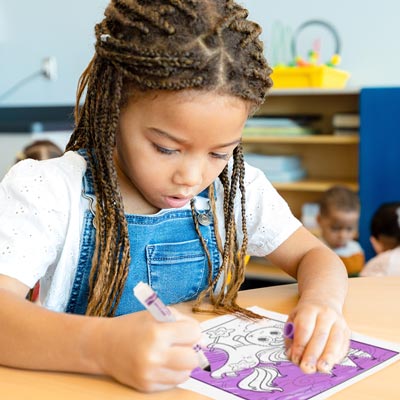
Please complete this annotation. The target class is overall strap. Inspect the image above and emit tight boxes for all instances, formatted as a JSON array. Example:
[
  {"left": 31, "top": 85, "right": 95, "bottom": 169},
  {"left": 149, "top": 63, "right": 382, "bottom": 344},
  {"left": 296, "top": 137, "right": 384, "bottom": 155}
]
[{"left": 77, "top": 149, "right": 96, "bottom": 219}]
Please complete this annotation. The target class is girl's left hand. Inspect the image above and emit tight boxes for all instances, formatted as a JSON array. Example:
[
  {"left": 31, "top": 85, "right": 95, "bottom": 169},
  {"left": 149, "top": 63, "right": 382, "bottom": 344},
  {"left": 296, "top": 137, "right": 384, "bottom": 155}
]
[{"left": 285, "top": 300, "right": 351, "bottom": 374}]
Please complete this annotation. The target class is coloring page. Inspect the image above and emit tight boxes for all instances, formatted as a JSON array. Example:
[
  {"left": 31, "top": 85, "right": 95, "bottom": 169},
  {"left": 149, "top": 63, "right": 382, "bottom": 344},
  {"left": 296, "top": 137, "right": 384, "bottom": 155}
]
[{"left": 179, "top": 306, "right": 400, "bottom": 399}]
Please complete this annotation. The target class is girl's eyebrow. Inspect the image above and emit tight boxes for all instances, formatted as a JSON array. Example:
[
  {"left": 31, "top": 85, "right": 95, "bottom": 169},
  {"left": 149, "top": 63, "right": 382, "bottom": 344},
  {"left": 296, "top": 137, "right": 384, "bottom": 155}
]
[{"left": 150, "top": 127, "right": 242, "bottom": 148}]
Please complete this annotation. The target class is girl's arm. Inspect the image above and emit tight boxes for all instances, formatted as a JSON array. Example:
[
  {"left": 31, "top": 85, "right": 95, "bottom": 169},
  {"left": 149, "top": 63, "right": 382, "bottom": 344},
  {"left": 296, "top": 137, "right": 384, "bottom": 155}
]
[
  {"left": 0, "top": 275, "right": 201, "bottom": 392},
  {"left": 266, "top": 226, "right": 351, "bottom": 375}
]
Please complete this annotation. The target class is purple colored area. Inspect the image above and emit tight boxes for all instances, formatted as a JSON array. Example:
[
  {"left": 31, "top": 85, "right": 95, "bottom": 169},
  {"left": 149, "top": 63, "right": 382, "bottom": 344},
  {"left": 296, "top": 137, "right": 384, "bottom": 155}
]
[{"left": 191, "top": 339, "right": 399, "bottom": 400}]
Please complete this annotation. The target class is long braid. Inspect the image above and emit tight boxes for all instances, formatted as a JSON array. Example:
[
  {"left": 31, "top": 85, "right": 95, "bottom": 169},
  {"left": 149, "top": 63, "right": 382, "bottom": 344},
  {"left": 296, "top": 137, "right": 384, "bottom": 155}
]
[
  {"left": 67, "top": 0, "right": 272, "bottom": 317},
  {"left": 68, "top": 57, "right": 130, "bottom": 316}
]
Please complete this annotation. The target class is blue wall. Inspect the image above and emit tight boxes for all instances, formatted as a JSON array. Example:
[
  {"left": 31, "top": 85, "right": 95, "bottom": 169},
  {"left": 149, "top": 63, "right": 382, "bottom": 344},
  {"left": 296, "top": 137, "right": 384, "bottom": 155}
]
[
  {"left": 359, "top": 88, "right": 400, "bottom": 260},
  {"left": 0, "top": 0, "right": 400, "bottom": 106}
]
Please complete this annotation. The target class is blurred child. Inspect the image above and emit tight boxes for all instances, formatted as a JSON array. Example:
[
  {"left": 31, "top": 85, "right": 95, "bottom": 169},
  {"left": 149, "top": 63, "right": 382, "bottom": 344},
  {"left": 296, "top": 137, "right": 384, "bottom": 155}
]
[
  {"left": 317, "top": 185, "right": 364, "bottom": 276},
  {"left": 15, "top": 139, "right": 63, "bottom": 164},
  {"left": 360, "top": 202, "right": 400, "bottom": 277}
]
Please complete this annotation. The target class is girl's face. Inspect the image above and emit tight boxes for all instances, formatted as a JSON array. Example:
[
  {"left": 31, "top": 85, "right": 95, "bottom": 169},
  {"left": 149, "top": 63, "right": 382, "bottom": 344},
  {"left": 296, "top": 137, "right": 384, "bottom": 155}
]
[{"left": 114, "top": 90, "right": 249, "bottom": 213}]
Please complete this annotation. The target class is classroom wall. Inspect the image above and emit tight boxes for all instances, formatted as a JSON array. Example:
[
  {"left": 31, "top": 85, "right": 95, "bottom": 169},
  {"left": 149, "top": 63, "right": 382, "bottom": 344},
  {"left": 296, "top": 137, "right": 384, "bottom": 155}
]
[
  {"left": 0, "top": 0, "right": 109, "bottom": 106},
  {"left": 244, "top": 0, "right": 400, "bottom": 88},
  {"left": 1, "top": 0, "right": 400, "bottom": 180},
  {"left": 1, "top": 0, "right": 400, "bottom": 108}
]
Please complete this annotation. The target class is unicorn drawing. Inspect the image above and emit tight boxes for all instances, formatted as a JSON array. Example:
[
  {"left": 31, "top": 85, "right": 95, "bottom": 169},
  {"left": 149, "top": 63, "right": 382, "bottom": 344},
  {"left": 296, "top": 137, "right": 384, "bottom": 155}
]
[{"left": 205, "top": 318, "right": 372, "bottom": 393}]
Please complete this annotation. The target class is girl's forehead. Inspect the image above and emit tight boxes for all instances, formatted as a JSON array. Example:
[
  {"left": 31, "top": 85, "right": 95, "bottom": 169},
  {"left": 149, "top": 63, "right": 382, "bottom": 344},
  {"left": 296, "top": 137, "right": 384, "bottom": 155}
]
[
  {"left": 125, "top": 89, "right": 251, "bottom": 112},
  {"left": 118, "top": 89, "right": 248, "bottom": 146}
]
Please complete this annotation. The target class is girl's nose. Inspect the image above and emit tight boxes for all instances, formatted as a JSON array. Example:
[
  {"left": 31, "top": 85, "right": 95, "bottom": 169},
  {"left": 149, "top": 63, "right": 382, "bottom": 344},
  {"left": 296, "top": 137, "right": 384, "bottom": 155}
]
[{"left": 173, "top": 157, "right": 203, "bottom": 187}]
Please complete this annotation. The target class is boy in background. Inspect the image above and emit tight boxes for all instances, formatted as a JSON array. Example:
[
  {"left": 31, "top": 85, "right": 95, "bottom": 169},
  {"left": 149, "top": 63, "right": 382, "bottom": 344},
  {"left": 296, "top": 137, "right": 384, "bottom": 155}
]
[
  {"left": 360, "top": 202, "right": 400, "bottom": 277},
  {"left": 317, "top": 185, "right": 364, "bottom": 276}
]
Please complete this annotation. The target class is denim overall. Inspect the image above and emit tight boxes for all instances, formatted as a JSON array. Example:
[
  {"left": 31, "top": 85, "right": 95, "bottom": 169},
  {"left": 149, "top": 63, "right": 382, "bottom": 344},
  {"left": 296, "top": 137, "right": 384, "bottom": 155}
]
[{"left": 66, "top": 157, "right": 220, "bottom": 316}]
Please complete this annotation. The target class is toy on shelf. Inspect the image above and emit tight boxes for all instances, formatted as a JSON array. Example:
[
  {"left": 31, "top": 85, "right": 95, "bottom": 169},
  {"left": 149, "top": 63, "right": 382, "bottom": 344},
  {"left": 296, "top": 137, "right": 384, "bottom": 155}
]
[{"left": 271, "top": 20, "right": 350, "bottom": 89}]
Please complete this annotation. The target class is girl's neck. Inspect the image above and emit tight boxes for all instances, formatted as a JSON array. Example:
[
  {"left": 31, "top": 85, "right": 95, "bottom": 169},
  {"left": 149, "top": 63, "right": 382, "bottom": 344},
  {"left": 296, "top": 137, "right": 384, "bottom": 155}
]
[{"left": 113, "top": 151, "right": 160, "bottom": 215}]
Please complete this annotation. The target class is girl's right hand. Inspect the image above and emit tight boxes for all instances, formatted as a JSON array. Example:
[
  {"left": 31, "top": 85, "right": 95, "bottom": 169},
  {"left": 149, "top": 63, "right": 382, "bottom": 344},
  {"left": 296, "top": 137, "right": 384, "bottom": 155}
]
[{"left": 92, "top": 308, "right": 202, "bottom": 392}]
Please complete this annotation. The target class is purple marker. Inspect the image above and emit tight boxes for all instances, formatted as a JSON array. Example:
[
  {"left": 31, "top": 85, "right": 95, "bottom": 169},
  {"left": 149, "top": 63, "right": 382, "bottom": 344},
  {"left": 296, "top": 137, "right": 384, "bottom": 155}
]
[
  {"left": 133, "top": 281, "right": 211, "bottom": 372},
  {"left": 284, "top": 321, "right": 295, "bottom": 339}
]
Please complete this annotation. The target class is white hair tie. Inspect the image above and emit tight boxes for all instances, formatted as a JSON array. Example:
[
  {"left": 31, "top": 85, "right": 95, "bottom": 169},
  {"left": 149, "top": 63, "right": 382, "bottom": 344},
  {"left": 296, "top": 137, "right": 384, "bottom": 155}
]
[{"left": 100, "top": 34, "right": 111, "bottom": 42}]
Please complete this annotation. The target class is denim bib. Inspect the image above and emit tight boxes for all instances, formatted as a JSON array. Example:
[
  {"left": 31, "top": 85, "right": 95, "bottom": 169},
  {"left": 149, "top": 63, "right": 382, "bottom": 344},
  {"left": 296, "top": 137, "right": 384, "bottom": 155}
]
[{"left": 66, "top": 157, "right": 220, "bottom": 316}]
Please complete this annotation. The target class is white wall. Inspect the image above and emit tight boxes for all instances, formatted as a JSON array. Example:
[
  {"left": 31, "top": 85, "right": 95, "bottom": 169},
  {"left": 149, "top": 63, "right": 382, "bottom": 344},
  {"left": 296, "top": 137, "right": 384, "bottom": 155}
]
[
  {"left": 244, "top": 0, "right": 400, "bottom": 88},
  {"left": 0, "top": 0, "right": 109, "bottom": 106},
  {"left": 1, "top": 0, "right": 400, "bottom": 178},
  {"left": 0, "top": 0, "right": 399, "bottom": 106}
]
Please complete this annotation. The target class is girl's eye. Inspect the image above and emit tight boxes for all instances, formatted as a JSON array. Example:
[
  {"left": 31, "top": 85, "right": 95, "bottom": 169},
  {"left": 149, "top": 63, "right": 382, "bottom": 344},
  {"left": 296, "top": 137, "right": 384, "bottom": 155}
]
[
  {"left": 153, "top": 144, "right": 177, "bottom": 155},
  {"left": 211, "top": 152, "right": 230, "bottom": 161}
]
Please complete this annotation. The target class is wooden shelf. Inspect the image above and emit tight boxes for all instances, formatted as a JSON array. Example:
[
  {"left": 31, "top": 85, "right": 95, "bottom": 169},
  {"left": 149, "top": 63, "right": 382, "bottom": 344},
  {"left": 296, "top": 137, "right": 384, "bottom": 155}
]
[
  {"left": 244, "top": 90, "right": 360, "bottom": 219},
  {"left": 273, "top": 179, "right": 359, "bottom": 192},
  {"left": 243, "top": 134, "right": 359, "bottom": 145}
]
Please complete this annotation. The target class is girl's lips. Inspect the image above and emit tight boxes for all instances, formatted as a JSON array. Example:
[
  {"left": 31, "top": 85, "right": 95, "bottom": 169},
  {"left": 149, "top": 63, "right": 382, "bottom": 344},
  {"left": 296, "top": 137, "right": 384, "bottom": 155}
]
[{"left": 164, "top": 196, "right": 191, "bottom": 208}]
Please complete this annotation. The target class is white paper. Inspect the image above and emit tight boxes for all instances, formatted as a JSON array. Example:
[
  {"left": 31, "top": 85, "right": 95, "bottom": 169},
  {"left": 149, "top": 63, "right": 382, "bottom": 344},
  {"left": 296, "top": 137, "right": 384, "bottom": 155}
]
[{"left": 179, "top": 306, "right": 400, "bottom": 400}]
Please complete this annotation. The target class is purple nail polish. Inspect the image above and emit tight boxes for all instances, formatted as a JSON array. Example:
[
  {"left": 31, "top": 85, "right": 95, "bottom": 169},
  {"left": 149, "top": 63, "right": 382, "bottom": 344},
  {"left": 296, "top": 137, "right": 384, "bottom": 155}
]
[{"left": 284, "top": 321, "right": 294, "bottom": 339}]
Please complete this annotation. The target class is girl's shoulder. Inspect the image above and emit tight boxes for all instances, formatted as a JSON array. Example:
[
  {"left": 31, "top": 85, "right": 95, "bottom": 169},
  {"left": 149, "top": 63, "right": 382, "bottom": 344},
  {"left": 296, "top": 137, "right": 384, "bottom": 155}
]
[
  {"left": 3, "top": 150, "right": 86, "bottom": 185},
  {"left": 0, "top": 151, "right": 87, "bottom": 290},
  {"left": 6, "top": 150, "right": 85, "bottom": 177},
  {"left": 214, "top": 160, "right": 276, "bottom": 194},
  {"left": 1, "top": 151, "right": 87, "bottom": 208}
]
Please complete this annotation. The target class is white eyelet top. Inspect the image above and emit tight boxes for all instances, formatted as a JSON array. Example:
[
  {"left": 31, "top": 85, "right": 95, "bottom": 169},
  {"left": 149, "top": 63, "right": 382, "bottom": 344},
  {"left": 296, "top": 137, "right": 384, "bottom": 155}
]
[{"left": 0, "top": 151, "right": 301, "bottom": 311}]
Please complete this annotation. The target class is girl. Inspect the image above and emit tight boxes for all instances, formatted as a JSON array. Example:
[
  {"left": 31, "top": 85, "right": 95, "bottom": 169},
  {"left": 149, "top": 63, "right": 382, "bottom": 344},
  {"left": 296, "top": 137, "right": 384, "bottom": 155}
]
[{"left": 0, "top": 0, "right": 350, "bottom": 393}]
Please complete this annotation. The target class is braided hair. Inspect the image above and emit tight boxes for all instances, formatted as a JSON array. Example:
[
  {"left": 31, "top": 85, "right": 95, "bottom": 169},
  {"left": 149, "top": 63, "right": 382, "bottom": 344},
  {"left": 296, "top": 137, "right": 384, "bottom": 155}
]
[{"left": 67, "top": 0, "right": 272, "bottom": 317}]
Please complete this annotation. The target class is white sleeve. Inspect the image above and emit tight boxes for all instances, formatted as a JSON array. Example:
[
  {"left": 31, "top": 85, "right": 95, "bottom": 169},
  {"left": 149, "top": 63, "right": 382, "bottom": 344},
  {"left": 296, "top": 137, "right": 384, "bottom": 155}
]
[
  {"left": 0, "top": 151, "right": 86, "bottom": 288},
  {"left": 359, "top": 253, "right": 389, "bottom": 277},
  {"left": 215, "top": 162, "right": 302, "bottom": 257}
]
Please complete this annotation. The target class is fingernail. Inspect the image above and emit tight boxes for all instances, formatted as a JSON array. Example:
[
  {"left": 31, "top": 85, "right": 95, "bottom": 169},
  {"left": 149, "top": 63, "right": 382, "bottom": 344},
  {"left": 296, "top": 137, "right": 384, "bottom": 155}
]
[
  {"left": 292, "top": 354, "right": 300, "bottom": 365},
  {"left": 318, "top": 360, "right": 332, "bottom": 374},
  {"left": 302, "top": 356, "right": 316, "bottom": 373}
]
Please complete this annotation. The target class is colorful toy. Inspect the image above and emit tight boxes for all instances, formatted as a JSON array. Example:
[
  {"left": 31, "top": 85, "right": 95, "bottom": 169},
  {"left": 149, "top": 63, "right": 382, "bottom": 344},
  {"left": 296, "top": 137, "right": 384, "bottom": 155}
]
[{"left": 271, "top": 19, "right": 350, "bottom": 88}]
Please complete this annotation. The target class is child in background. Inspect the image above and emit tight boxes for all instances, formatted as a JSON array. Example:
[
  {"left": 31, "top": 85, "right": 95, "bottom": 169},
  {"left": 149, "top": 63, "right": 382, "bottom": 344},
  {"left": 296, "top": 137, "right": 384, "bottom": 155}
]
[
  {"left": 0, "top": 0, "right": 350, "bottom": 392},
  {"left": 360, "top": 202, "right": 400, "bottom": 277},
  {"left": 317, "top": 185, "right": 365, "bottom": 276},
  {"left": 15, "top": 139, "right": 63, "bottom": 164}
]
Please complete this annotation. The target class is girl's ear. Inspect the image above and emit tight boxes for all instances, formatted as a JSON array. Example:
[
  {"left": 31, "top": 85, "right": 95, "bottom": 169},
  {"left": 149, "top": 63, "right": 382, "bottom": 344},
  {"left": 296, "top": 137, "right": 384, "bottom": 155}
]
[{"left": 370, "top": 236, "right": 384, "bottom": 254}]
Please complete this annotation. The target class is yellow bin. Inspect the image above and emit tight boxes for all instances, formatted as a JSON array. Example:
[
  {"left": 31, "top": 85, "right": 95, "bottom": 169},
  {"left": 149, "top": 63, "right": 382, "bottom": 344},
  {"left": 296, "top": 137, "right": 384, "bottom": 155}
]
[{"left": 271, "top": 65, "right": 350, "bottom": 89}]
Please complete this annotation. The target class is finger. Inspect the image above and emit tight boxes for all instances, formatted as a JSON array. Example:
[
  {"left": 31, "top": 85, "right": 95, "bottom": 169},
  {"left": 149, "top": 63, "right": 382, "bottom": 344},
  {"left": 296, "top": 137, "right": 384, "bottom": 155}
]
[
  {"left": 299, "top": 314, "right": 334, "bottom": 374},
  {"left": 284, "top": 338, "right": 292, "bottom": 359},
  {"left": 162, "top": 319, "right": 202, "bottom": 346},
  {"left": 289, "top": 313, "right": 316, "bottom": 366},
  {"left": 151, "top": 366, "right": 193, "bottom": 386},
  {"left": 164, "top": 346, "right": 200, "bottom": 371},
  {"left": 130, "top": 354, "right": 195, "bottom": 391},
  {"left": 317, "top": 324, "right": 351, "bottom": 373},
  {"left": 135, "top": 378, "right": 186, "bottom": 393},
  {"left": 283, "top": 320, "right": 294, "bottom": 358},
  {"left": 169, "top": 307, "right": 197, "bottom": 323}
]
